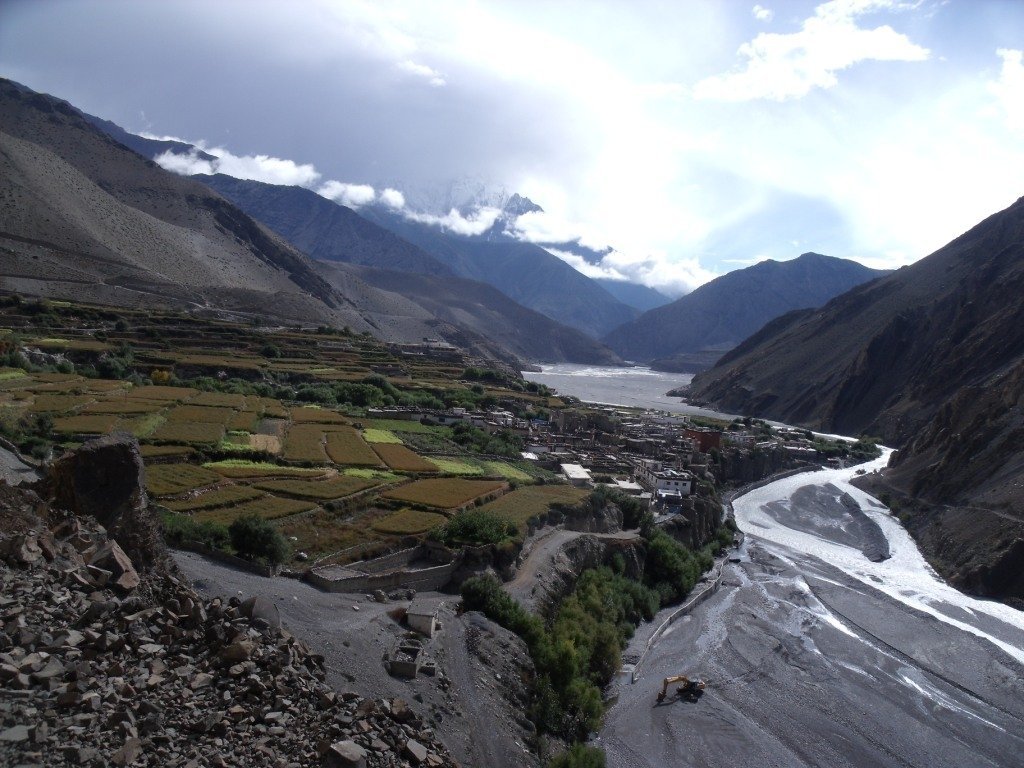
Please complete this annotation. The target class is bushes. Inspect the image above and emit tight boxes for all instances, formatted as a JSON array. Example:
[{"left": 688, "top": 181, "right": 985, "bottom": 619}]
[
  {"left": 432, "top": 509, "right": 516, "bottom": 546},
  {"left": 643, "top": 529, "right": 709, "bottom": 603},
  {"left": 161, "top": 512, "right": 230, "bottom": 550},
  {"left": 228, "top": 514, "right": 289, "bottom": 564},
  {"left": 548, "top": 745, "right": 606, "bottom": 768}
]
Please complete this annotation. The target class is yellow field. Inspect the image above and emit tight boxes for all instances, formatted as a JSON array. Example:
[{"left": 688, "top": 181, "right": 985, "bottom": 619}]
[
  {"left": 325, "top": 427, "right": 382, "bottom": 467},
  {"left": 253, "top": 476, "right": 377, "bottom": 500},
  {"left": 282, "top": 424, "right": 328, "bottom": 463},
  {"left": 146, "top": 463, "right": 222, "bottom": 496},
  {"left": 479, "top": 485, "right": 590, "bottom": 531},
  {"left": 372, "top": 508, "right": 447, "bottom": 535},
  {"left": 149, "top": 421, "right": 225, "bottom": 445}
]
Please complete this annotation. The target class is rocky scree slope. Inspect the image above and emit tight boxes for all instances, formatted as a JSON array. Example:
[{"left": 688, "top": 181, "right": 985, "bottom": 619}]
[
  {"left": 0, "top": 434, "right": 456, "bottom": 767},
  {"left": 602, "top": 252, "right": 886, "bottom": 370},
  {"left": 689, "top": 196, "right": 1024, "bottom": 602}
]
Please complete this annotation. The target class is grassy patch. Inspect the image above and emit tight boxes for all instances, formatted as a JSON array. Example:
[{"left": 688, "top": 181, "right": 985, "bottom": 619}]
[
  {"left": 479, "top": 485, "right": 590, "bottom": 532},
  {"left": 227, "top": 410, "right": 259, "bottom": 432},
  {"left": 146, "top": 463, "right": 222, "bottom": 496},
  {"left": 126, "top": 385, "right": 197, "bottom": 401},
  {"left": 203, "top": 460, "right": 328, "bottom": 479},
  {"left": 162, "top": 485, "right": 265, "bottom": 512},
  {"left": 342, "top": 467, "right": 402, "bottom": 482},
  {"left": 373, "top": 508, "right": 447, "bottom": 535},
  {"left": 382, "top": 478, "right": 506, "bottom": 509},
  {"left": 193, "top": 495, "right": 316, "bottom": 524},
  {"left": 282, "top": 424, "right": 328, "bottom": 463},
  {"left": 482, "top": 461, "right": 533, "bottom": 482},
  {"left": 253, "top": 476, "right": 377, "bottom": 500},
  {"left": 81, "top": 399, "right": 164, "bottom": 414},
  {"left": 28, "top": 394, "right": 93, "bottom": 413},
  {"left": 0, "top": 369, "right": 27, "bottom": 381},
  {"left": 361, "top": 428, "right": 402, "bottom": 444},
  {"left": 372, "top": 443, "right": 438, "bottom": 473},
  {"left": 122, "top": 413, "right": 166, "bottom": 438},
  {"left": 189, "top": 391, "right": 247, "bottom": 408},
  {"left": 325, "top": 427, "right": 382, "bottom": 467},
  {"left": 429, "top": 457, "right": 484, "bottom": 475}
]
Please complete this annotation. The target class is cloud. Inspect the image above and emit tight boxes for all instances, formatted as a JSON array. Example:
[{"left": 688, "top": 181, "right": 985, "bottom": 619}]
[
  {"left": 396, "top": 59, "right": 446, "bottom": 87},
  {"left": 406, "top": 206, "right": 503, "bottom": 236},
  {"left": 988, "top": 49, "right": 1024, "bottom": 133},
  {"left": 543, "top": 246, "right": 718, "bottom": 296},
  {"left": 752, "top": 5, "right": 774, "bottom": 22},
  {"left": 695, "top": 0, "right": 929, "bottom": 101},
  {"left": 379, "top": 188, "right": 406, "bottom": 209},
  {"left": 318, "top": 180, "right": 376, "bottom": 207},
  {"left": 153, "top": 143, "right": 322, "bottom": 187}
]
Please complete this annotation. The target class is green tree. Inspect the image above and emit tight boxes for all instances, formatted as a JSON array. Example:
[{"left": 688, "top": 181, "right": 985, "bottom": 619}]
[{"left": 229, "top": 515, "right": 289, "bottom": 564}]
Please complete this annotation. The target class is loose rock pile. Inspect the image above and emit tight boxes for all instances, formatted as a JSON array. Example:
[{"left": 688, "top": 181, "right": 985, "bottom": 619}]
[{"left": 0, "top": 436, "right": 458, "bottom": 767}]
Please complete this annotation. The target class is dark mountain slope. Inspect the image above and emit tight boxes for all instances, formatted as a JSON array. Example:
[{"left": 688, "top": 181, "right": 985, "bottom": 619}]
[
  {"left": 357, "top": 207, "right": 639, "bottom": 338},
  {"left": 602, "top": 253, "right": 886, "bottom": 369},
  {"left": 689, "top": 196, "right": 1024, "bottom": 602},
  {"left": 0, "top": 78, "right": 375, "bottom": 327},
  {"left": 197, "top": 174, "right": 453, "bottom": 277},
  {"left": 593, "top": 278, "right": 672, "bottom": 312},
  {"left": 317, "top": 263, "right": 622, "bottom": 366}
]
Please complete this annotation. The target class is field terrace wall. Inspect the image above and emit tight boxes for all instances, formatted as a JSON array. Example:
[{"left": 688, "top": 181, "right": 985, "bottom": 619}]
[{"left": 305, "top": 543, "right": 460, "bottom": 593}]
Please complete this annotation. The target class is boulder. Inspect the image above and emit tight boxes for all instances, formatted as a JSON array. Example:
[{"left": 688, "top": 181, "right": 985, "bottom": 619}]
[
  {"left": 326, "top": 739, "right": 366, "bottom": 767},
  {"left": 88, "top": 540, "right": 141, "bottom": 592},
  {"left": 239, "top": 596, "right": 281, "bottom": 629}
]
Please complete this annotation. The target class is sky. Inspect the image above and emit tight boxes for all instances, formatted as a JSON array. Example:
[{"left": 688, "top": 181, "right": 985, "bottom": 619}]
[{"left": 2, "top": 0, "right": 1023, "bottom": 295}]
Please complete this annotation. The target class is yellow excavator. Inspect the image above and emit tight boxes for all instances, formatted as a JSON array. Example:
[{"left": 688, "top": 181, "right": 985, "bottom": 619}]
[{"left": 656, "top": 675, "right": 706, "bottom": 703}]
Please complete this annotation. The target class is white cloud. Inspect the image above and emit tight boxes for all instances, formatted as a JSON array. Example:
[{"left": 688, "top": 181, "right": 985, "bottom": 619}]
[
  {"left": 380, "top": 188, "right": 406, "bottom": 209},
  {"left": 988, "top": 48, "right": 1024, "bottom": 133},
  {"left": 543, "top": 245, "right": 718, "bottom": 296},
  {"left": 318, "top": 180, "right": 376, "bottom": 207},
  {"left": 406, "top": 206, "right": 502, "bottom": 236},
  {"left": 153, "top": 143, "right": 322, "bottom": 187},
  {"left": 752, "top": 5, "right": 774, "bottom": 22},
  {"left": 695, "top": 0, "right": 929, "bottom": 101},
  {"left": 396, "top": 59, "right": 446, "bottom": 87}
]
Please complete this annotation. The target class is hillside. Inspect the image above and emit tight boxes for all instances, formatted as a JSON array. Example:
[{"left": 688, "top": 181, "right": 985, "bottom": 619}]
[
  {"left": 357, "top": 206, "right": 639, "bottom": 338},
  {"left": 689, "top": 197, "right": 1024, "bottom": 602},
  {"left": 322, "top": 262, "right": 623, "bottom": 365},
  {"left": 197, "top": 174, "right": 454, "bottom": 277},
  {"left": 602, "top": 253, "right": 886, "bottom": 370},
  {"left": 0, "top": 78, "right": 368, "bottom": 328},
  {"left": 593, "top": 277, "right": 672, "bottom": 312}
]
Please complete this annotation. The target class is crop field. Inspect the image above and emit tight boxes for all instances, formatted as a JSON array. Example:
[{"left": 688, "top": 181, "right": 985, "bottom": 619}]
[
  {"left": 325, "top": 427, "right": 382, "bottom": 467},
  {"left": 175, "top": 354, "right": 260, "bottom": 371},
  {"left": 81, "top": 399, "right": 164, "bottom": 414},
  {"left": 227, "top": 410, "right": 259, "bottom": 432},
  {"left": 361, "top": 428, "right": 402, "bottom": 444},
  {"left": 291, "top": 407, "right": 348, "bottom": 424},
  {"left": 165, "top": 405, "right": 235, "bottom": 424},
  {"left": 342, "top": 468, "right": 402, "bottom": 482},
  {"left": 140, "top": 444, "right": 195, "bottom": 459},
  {"left": 277, "top": 513, "right": 381, "bottom": 559},
  {"left": 253, "top": 476, "right": 377, "bottom": 500},
  {"left": 479, "top": 485, "right": 589, "bottom": 532},
  {"left": 361, "top": 418, "right": 438, "bottom": 434},
  {"left": 122, "top": 413, "right": 165, "bottom": 438},
  {"left": 282, "top": 424, "right": 328, "bottom": 463},
  {"left": 52, "top": 414, "right": 119, "bottom": 434},
  {"left": 148, "top": 421, "right": 224, "bottom": 445},
  {"left": 125, "top": 386, "right": 196, "bottom": 401},
  {"left": 372, "top": 444, "right": 438, "bottom": 473},
  {"left": 428, "top": 457, "right": 483, "bottom": 475},
  {"left": 161, "top": 485, "right": 265, "bottom": 512},
  {"left": 203, "top": 460, "right": 328, "bottom": 479},
  {"left": 372, "top": 508, "right": 447, "bottom": 535},
  {"left": 382, "top": 478, "right": 506, "bottom": 509},
  {"left": 482, "top": 461, "right": 533, "bottom": 482},
  {"left": 190, "top": 391, "right": 247, "bottom": 408},
  {"left": 193, "top": 495, "right": 316, "bottom": 524},
  {"left": 146, "top": 463, "right": 222, "bottom": 496},
  {"left": 28, "top": 394, "right": 93, "bottom": 413}
]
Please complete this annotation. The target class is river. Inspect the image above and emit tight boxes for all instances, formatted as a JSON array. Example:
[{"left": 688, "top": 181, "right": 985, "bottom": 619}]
[
  {"left": 598, "top": 454, "right": 1024, "bottom": 767},
  {"left": 521, "top": 364, "right": 740, "bottom": 420}
]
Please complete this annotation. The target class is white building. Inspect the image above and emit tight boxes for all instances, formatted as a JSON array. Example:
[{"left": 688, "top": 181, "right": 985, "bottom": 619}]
[
  {"left": 634, "top": 459, "right": 694, "bottom": 500},
  {"left": 561, "top": 463, "right": 593, "bottom": 487}
]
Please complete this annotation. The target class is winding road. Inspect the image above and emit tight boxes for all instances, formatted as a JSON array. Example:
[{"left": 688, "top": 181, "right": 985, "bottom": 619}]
[{"left": 598, "top": 454, "right": 1024, "bottom": 768}]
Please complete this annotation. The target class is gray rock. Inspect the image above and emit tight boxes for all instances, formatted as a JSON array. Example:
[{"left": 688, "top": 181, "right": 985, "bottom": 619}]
[{"left": 326, "top": 739, "right": 366, "bottom": 767}]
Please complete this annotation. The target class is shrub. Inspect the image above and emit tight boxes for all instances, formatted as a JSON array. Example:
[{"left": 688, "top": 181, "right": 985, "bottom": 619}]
[
  {"left": 431, "top": 509, "right": 516, "bottom": 546},
  {"left": 161, "top": 512, "right": 230, "bottom": 550},
  {"left": 548, "top": 745, "right": 606, "bottom": 768},
  {"left": 228, "top": 514, "right": 289, "bottom": 564}
]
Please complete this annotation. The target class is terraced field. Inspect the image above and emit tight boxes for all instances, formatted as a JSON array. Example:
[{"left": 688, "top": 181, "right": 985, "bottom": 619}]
[{"left": 382, "top": 478, "right": 507, "bottom": 509}]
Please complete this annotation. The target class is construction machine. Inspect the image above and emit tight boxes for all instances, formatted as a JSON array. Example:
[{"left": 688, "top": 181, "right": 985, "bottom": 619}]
[{"left": 656, "top": 675, "right": 706, "bottom": 703}]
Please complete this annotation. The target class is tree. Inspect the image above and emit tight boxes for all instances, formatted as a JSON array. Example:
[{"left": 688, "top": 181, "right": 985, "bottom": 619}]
[{"left": 229, "top": 515, "right": 289, "bottom": 564}]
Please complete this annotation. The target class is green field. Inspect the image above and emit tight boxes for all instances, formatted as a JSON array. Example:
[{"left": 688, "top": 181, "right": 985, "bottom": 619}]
[
  {"left": 361, "top": 418, "right": 437, "bottom": 434},
  {"left": 361, "top": 428, "right": 402, "bottom": 444},
  {"left": 192, "top": 494, "right": 316, "bottom": 524},
  {"left": 162, "top": 485, "right": 265, "bottom": 512},
  {"left": 203, "top": 460, "right": 329, "bottom": 479},
  {"left": 429, "top": 457, "right": 483, "bottom": 475}
]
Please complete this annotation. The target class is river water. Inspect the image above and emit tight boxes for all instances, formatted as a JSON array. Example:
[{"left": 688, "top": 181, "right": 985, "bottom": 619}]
[
  {"left": 521, "top": 364, "right": 739, "bottom": 420},
  {"left": 599, "top": 454, "right": 1024, "bottom": 767}
]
